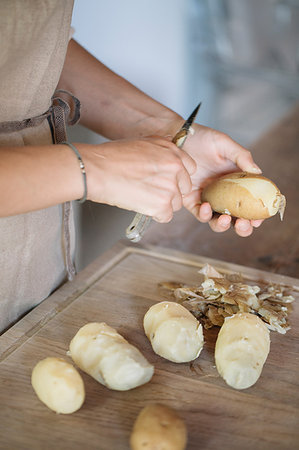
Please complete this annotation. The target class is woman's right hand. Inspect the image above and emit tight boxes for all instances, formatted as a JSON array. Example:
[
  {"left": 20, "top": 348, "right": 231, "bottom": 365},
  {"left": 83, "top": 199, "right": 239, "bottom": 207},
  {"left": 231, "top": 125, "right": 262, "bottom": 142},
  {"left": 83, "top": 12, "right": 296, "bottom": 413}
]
[{"left": 78, "top": 136, "right": 196, "bottom": 223}]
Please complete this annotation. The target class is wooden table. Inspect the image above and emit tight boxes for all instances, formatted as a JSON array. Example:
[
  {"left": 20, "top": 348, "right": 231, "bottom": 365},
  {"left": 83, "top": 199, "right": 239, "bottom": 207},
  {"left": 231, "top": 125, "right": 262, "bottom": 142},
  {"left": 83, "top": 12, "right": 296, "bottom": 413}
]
[
  {"left": 143, "top": 104, "right": 299, "bottom": 278},
  {"left": 1, "top": 243, "right": 298, "bottom": 449}
]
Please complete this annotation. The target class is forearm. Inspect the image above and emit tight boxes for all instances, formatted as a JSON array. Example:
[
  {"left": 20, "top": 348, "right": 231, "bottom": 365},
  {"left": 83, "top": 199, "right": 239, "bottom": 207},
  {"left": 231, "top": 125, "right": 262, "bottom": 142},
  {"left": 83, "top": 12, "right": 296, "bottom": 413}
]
[
  {"left": 57, "top": 39, "right": 183, "bottom": 139},
  {"left": 0, "top": 144, "right": 84, "bottom": 216}
]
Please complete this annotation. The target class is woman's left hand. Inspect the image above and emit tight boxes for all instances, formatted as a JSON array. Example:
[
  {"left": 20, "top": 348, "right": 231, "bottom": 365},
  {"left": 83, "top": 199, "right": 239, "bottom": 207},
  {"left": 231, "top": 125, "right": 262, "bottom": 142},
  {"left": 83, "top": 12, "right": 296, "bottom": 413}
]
[{"left": 181, "top": 123, "right": 264, "bottom": 237}]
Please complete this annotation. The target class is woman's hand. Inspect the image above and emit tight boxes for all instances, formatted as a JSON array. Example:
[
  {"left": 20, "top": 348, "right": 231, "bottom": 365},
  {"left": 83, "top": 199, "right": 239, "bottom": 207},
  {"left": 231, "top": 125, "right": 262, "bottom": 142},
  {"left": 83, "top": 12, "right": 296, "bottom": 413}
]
[
  {"left": 60, "top": 40, "right": 262, "bottom": 237},
  {"left": 181, "top": 124, "right": 264, "bottom": 237},
  {"left": 78, "top": 136, "right": 196, "bottom": 223}
]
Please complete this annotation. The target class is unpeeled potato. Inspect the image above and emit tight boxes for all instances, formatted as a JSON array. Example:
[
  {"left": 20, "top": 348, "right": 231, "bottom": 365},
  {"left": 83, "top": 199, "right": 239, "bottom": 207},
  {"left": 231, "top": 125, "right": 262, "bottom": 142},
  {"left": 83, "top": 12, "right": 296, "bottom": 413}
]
[
  {"left": 130, "top": 403, "right": 187, "bottom": 450},
  {"left": 31, "top": 357, "right": 85, "bottom": 414},
  {"left": 201, "top": 172, "right": 286, "bottom": 220}
]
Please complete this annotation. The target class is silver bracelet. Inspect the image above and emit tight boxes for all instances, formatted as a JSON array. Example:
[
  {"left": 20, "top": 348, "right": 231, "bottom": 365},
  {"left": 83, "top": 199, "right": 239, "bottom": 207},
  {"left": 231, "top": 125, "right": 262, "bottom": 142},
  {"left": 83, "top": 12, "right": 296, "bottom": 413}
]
[{"left": 62, "top": 141, "right": 87, "bottom": 203}]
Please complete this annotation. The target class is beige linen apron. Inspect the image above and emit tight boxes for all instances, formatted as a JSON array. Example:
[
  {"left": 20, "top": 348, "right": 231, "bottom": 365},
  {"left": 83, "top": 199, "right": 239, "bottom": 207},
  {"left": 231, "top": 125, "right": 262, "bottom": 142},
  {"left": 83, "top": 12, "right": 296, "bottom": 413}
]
[{"left": 0, "top": 0, "right": 77, "bottom": 332}]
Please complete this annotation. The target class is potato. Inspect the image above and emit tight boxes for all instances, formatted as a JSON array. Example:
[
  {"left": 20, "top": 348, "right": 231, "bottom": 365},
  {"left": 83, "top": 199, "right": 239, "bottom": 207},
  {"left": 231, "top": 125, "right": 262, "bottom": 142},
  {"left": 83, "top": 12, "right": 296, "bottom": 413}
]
[
  {"left": 215, "top": 312, "right": 270, "bottom": 389},
  {"left": 31, "top": 357, "right": 85, "bottom": 414},
  {"left": 143, "top": 301, "right": 204, "bottom": 363},
  {"left": 201, "top": 172, "right": 286, "bottom": 220},
  {"left": 130, "top": 403, "right": 187, "bottom": 450},
  {"left": 69, "top": 322, "right": 154, "bottom": 391}
]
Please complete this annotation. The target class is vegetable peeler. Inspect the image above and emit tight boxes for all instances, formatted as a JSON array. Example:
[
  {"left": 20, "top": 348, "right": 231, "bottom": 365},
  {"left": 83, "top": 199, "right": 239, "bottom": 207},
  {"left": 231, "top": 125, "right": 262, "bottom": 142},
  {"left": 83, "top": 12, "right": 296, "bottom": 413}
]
[{"left": 126, "top": 102, "right": 201, "bottom": 242}]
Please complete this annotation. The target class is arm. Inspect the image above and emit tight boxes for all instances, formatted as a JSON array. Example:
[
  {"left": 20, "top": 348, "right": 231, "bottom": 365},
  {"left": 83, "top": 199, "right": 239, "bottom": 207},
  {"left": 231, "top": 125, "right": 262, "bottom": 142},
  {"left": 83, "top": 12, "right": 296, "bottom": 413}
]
[
  {"left": 1, "top": 39, "right": 261, "bottom": 235},
  {"left": 57, "top": 39, "right": 183, "bottom": 139},
  {"left": 0, "top": 138, "right": 194, "bottom": 222},
  {"left": 0, "top": 39, "right": 192, "bottom": 219},
  {"left": 58, "top": 39, "right": 263, "bottom": 236},
  {"left": 0, "top": 144, "right": 84, "bottom": 216}
]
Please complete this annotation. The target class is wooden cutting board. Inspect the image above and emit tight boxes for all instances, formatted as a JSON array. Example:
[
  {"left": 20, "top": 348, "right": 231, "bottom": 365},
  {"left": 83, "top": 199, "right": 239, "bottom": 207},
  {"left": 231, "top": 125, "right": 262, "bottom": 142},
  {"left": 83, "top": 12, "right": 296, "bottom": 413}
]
[{"left": 1, "top": 242, "right": 299, "bottom": 450}]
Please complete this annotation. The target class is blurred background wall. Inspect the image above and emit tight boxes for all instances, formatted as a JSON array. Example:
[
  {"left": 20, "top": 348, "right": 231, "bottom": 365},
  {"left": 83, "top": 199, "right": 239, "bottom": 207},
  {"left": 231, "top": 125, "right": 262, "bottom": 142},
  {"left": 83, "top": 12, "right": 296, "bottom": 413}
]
[{"left": 68, "top": 0, "right": 299, "bottom": 271}]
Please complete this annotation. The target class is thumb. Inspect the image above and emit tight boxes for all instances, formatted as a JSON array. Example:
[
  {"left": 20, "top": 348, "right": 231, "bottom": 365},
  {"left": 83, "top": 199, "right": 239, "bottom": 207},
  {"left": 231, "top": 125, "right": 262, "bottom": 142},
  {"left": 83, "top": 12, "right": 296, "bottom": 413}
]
[{"left": 224, "top": 138, "right": 262, "bottom": 174}]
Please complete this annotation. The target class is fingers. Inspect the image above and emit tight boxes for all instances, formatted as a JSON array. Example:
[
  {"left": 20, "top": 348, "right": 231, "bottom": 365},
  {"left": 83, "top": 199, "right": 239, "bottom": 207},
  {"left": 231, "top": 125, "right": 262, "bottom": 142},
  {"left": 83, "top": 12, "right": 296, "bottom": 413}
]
[
  {"left": 233, "top": 218, "right": 264, "bottom": 236},
  {"left": 184, "top": 194, "right": 233, "bottom": 233},
  {"left": 182, "top": 189, "right": 204, "bottom": 219},
  {"left": 184, "top": 192, "right": 263, "bottom": 236},
  {"left": 177, "top": 167, "right": 193, "bottom": 196},
  {"left": 233, "top": 218, "right": 253, "bottom": 237},
  {"left": 209, "top": 215, "right": 264, "bottom": 236},
  {"left": 171, "top": 191, "right": 183, "bottom": 213},
  {"left": 197, "top": 201, "right": 213, "bottom": 222},
  {"left": 140, "top": 139, "right": 196, "bottom": 223},
  {"left": 179, "top": 149, "right": 197, "bottom": 176},
  {"left": 209, "top": 214, "right": 232, "bottom": 233},
  {"left": 208, "top": 215, "right": 257, "bottom": 236},
  {"left": 251, "top": 219, "right": 264, "bottom": 228},
  {"left": 153, "top": 139, "right": 196, "bottom": 204},
  {"left": 153, "top": 211, "right": 173, "bottom": 223},
  {"left": 148, "top": 135, "right": 197, "bottom": 177}
]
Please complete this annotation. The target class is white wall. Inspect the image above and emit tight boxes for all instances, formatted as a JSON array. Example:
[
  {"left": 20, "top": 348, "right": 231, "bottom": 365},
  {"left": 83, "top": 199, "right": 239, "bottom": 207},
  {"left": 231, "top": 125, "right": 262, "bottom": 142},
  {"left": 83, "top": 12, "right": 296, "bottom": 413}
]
[
  {"left": 71, "top": 0, "right": 193, "bottom": 117},
  {"left": 70, "top": 0, "right": 299, "bottom": 270}
]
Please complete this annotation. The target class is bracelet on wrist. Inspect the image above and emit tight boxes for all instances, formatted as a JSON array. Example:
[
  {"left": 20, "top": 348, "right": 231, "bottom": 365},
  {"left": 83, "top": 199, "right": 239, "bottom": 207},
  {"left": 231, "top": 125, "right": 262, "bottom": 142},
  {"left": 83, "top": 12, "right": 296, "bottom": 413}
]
[{"left": 62, "top": 141, "right": 87, "bottom": 203}]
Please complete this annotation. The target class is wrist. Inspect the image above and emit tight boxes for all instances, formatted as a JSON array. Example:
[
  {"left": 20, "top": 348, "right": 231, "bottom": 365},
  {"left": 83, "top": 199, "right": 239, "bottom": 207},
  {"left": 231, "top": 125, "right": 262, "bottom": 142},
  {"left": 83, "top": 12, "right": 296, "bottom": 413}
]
[
  {"left": 61, "top": 142, "right": 87, "bottom": 203},
  {"left": 74, "top": 142, "right": 108, "bottom": 203},
  {"left": 136, "top": 111, "right": 184, "bottom": 138}
]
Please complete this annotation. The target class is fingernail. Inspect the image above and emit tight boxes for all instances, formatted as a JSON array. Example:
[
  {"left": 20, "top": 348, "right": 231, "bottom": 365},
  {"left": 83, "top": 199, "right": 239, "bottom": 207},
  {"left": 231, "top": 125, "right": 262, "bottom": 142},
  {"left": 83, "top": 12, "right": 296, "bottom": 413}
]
[
  {"left": 220, "top": 216, "right": 231, "bottom": 227},
  {"left": 247, "top": 165, "right": 262, "bottom": 174},
  {"left": 252, "top": 220, "right": 263, "bottom": 228},
  {"left": 239, "top": 222, "right": 250, "bottom": 231}
]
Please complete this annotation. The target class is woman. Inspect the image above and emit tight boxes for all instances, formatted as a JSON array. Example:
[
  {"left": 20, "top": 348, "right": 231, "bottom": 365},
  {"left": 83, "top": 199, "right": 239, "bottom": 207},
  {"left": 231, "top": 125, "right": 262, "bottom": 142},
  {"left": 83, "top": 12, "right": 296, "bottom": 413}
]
[{"left": 0, "top": 0, "right": 262, "bottom": 332}]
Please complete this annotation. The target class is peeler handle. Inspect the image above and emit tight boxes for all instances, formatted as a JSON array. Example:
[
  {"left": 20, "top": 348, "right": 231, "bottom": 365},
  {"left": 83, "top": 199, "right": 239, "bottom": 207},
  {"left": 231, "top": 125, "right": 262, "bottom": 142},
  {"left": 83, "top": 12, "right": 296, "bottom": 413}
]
[{"left": 125, "top": 213, "right": 152, "bottom": 242}]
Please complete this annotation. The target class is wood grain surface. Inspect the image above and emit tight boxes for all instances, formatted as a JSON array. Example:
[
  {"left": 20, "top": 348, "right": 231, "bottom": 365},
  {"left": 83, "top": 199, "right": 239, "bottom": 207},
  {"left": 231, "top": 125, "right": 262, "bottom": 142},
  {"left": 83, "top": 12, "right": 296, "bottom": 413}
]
[
  {"left": 1, "top": 243, "right": 298, "bottom": 450},
  {"left": 142, "top": 103, "right": 299, "bottom": 278}
]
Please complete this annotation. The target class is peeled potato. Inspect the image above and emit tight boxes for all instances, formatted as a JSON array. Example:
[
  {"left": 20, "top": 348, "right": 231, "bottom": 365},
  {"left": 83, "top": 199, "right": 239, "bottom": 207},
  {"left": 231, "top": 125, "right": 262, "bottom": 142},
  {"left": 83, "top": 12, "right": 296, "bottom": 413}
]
[
  {"left": 201, "top": 172, "right": 286, "bottom": 220},
  {"left": 143, "top": 301, "right": 204, "bottom": 363},
  {"left": 69, "top": 322, "right": 154, "bottom": 391},
  {"left": 130, "top": 403, "right": 187, "bottom": 450},
  {"left": 215, "top": 312, "right": 270, "bottom": 389},
  {"left": 31, "top": 357, "right": 85, "bottom": 414}
]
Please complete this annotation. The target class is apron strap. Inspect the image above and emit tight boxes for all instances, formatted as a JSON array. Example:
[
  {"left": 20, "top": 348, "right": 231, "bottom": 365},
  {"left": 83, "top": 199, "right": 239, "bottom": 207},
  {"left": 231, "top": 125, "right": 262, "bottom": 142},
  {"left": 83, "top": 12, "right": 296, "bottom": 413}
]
[
  {"left": 49, "top": 90, "right": 81, "bottom": 282},
  {"left": 0, "top": 110, "right": 51, "bottom": 134}
]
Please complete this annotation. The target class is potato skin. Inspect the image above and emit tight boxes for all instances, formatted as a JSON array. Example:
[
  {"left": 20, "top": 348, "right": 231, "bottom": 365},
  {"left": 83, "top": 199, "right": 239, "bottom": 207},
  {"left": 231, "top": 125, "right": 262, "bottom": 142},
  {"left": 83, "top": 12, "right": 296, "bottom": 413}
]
[
  {"left": 130, "top": 404, "right": 187, "bottom": 450},
  {"left": 31, "top": 357, "right": 85, "bottom": 414},
  {"left": 201, "top": 172, "right": 284, "bottom": 220}
]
